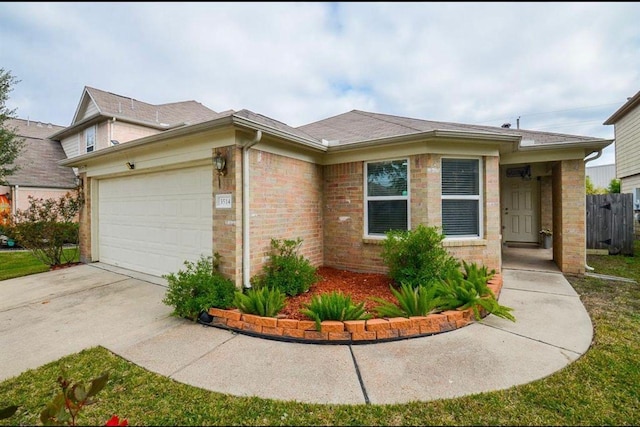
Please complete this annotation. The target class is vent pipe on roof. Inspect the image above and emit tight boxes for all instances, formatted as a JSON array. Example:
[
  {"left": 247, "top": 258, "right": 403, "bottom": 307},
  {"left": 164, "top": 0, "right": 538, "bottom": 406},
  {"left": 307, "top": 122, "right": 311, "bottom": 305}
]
[
  {"left": 242, "top": 129, "right": 262, "bottom": 289},
  {"left": 517, "top": 116, "right": 520, "bottom": 129}
]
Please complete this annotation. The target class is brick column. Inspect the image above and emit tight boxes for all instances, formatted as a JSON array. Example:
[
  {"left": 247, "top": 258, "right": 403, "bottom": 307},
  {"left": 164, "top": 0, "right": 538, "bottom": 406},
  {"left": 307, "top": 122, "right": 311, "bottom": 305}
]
[
  {"left": 78, "top": 173, "right": 92, "bottom": 264},
  {"left": 552, "top": 159, "right": 585, "bottom": 274}
]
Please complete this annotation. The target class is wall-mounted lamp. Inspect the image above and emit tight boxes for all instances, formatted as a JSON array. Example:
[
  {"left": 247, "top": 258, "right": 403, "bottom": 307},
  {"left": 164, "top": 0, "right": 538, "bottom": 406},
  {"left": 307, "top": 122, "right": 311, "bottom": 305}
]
[
  {"left": 4, "top": 192, "right": 10, "bottom": 201},
  {"left": 126, "top": 162, "right": 135, "bottom": 170},
  {"left": 213, "top": 151, "right": 226, "bottom": 188}
]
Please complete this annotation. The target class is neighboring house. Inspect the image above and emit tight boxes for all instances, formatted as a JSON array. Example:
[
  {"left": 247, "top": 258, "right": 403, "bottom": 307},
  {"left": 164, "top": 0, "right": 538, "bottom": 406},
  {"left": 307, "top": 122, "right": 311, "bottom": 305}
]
[
  {"left": 48, "top": 86, "right": 224, "bottom": 159},
  {"left": 60, "top": 88, "right": 613, "bottom": 283},
  {"left": 586, "top": 163, "right": 616, "bottom": 190},
  {"left": 0, "top": 118, "right": 77, "bottom": 215},
  {"left": 604, "top": 90, "right": 640, "bottom": 209}
]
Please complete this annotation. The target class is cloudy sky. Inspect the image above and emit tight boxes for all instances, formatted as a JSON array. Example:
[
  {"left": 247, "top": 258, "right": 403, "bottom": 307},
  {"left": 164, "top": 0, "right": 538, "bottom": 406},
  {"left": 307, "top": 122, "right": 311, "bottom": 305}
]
[{"left": 2, "top": 2, "right": 639, "bottom": 166}]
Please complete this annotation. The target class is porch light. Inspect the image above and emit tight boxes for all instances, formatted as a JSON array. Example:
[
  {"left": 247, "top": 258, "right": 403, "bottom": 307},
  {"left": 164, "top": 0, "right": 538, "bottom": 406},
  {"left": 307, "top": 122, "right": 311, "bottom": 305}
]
[{"left": 213, "top": 151, "right": 227, "bottom": 188}]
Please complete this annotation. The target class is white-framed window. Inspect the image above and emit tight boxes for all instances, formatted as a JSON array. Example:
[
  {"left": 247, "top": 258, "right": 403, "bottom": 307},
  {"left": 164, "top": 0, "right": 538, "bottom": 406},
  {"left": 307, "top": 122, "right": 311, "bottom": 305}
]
[
  {"left": 85, "top": 126, "right": 96, "bottom": 153},
  {"left": 364, "top": 158, "right": 409, "bottom": 237},
  {"left": 441, "top": 157, "right": 482, "bottom": 238}
]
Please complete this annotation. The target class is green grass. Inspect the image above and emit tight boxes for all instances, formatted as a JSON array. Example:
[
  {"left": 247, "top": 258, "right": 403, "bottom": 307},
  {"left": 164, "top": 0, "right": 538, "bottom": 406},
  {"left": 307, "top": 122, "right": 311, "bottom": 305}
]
[
  {"left": 1, "top": 245, "right": 639, "bottom": 425},
  {"left": 0, "top": 247, "right": 79, "bottom": 281}
]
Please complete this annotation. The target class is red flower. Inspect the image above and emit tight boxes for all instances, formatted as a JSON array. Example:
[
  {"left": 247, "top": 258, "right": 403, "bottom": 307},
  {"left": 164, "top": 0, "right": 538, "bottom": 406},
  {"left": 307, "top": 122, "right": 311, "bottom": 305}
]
[{"left": 105, "top": 415, "right": 128, "bottom": 426}]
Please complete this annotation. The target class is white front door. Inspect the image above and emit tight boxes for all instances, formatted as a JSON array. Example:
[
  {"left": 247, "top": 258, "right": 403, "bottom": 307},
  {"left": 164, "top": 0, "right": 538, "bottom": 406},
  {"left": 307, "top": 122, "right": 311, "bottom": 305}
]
[{"left": 502, "top": 172, "right": 539, "bottom": 243}]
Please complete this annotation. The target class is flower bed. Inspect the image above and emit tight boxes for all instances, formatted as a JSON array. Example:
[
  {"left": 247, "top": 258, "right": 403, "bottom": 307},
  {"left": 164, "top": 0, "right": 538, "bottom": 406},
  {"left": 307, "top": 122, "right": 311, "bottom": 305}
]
[{"left": 203, "top": 274, "right": 503, "bottom": 344}]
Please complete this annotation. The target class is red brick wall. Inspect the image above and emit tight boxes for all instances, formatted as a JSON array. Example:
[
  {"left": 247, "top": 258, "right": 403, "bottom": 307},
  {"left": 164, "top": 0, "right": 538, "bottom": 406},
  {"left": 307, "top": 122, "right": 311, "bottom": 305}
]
[{"left": 248, "top": 150, "right": 324, "bottom": 279}]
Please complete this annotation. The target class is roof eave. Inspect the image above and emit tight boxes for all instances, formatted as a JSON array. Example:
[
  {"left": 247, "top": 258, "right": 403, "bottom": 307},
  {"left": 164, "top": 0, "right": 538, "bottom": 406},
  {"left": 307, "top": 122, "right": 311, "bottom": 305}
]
[
  {"left": 59, "top": 114, "right": 327, "bottom": 167},
  {"left": 50, "top": 113, "right": 179, "bottom": 140},
  {"left": 327, "top": 129, "right": 521, "bottom": 152},
  {"left": 604, "top": 91, "right": 640, "bottom": 125},
  {"left": 517, "top": 139, "right": 614, "bottom": 152}
]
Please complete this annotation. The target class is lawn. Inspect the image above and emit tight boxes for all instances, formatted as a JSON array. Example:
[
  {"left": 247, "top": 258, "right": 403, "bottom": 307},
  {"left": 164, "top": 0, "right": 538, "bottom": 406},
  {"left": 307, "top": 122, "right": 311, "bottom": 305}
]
[
  {"left": 0, "top": 247, "right": 80, "bottom": 281},
  {"left": 0, "top": 244, "right": 639, "bottom": 425}
]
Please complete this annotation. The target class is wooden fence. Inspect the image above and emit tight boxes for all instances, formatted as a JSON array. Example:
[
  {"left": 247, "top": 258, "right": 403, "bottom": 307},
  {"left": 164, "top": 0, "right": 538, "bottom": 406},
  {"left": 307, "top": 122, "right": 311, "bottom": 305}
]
[{"left": 586, "top": 193, "right": 634, "bottom": 255}]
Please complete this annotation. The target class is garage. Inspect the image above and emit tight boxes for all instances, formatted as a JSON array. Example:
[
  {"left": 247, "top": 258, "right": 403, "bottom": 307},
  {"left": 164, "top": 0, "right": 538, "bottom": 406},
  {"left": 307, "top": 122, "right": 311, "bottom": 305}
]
[{"left": 97, "top": 165, "right": 213, "bottom": 277}]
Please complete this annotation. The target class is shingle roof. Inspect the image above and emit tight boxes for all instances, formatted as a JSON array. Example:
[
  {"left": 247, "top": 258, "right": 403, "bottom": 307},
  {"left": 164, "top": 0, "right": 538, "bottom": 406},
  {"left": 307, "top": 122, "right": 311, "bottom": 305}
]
[
  {"left": 298, "top": 110, "right": 604, "bottom": 146},
  {"left": 84, "top": 86, "right": 221, "bottom": 128},
  {"left": 233, "top": 109, "right": 321, "bottom": 143},
  {"left": 5, "top": 118, "right": 77, "bottom": 188}
]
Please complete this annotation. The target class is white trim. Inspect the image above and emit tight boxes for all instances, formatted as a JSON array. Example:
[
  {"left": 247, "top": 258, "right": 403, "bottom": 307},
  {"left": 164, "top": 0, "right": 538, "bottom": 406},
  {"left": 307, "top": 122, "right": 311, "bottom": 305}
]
[
  {"left": 441, "top": 156, "right": 484, "bottom": 240},
  {"left": 363, "top": 158, "right": 410, "bottom": 238}
]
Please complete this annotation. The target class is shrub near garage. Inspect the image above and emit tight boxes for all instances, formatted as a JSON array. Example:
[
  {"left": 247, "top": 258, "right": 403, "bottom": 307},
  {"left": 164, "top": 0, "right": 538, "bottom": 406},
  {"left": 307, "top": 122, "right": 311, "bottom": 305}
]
[
  {"left": 251, "top": 237, "right": 318, "bottom": 297},
  {"left": 162, "top": 254, "right": 236, "bottom": 321}
]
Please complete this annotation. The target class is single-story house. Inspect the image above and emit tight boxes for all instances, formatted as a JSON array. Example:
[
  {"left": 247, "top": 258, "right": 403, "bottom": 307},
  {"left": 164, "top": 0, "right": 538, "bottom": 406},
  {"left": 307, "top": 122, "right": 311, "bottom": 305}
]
[
  {"left": 0, "top": 118, "right": 78, "bottom": 216},
  {"left": 60, "top": 101, "right": 613, "bottom": 286}
]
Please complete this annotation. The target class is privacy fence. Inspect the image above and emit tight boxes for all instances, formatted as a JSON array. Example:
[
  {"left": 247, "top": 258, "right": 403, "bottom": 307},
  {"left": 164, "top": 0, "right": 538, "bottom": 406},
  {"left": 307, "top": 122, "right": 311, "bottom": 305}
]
[{"left": 586, "top": 193, "right": 634, "bottom": 255}]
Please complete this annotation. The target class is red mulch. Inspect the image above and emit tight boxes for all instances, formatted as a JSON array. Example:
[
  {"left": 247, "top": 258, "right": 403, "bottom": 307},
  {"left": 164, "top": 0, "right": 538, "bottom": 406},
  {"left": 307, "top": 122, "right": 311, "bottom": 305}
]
[{"left": 279, "top": 266, "right": 398, "bottom": 320}]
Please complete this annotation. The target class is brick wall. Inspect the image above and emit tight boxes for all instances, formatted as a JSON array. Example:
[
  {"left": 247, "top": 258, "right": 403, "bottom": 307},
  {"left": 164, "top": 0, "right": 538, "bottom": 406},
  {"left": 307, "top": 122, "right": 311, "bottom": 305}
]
[
  {"left": 323, "top": 154, "right": 502, "bottom": 274},
  {"left": 212, "top": 145, "right": 243, "bottom": 286},
  {"left": 552, "top": 160, "right": 585, "bottom": 274},
  {"left": 78, "top": 173, "right": 92, "bottom": 263},
  {"left": 248, "top": 150, "right": 324, "bottom": 278},
  {"left": 540, "top": 176, "right": 553, "bottom": 237}
]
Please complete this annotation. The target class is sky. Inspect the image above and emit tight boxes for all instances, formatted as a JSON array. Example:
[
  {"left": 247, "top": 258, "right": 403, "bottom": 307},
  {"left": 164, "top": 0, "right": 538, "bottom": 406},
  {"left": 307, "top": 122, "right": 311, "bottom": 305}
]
[{"left": 2, "top": 2, "right": 639, "bottom": 166}]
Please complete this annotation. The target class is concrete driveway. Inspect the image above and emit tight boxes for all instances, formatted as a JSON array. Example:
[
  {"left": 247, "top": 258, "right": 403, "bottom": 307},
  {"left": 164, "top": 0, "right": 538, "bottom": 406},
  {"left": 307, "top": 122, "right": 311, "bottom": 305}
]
[{"left": 0, "top": 262, "right": 594, "bottom": 405}]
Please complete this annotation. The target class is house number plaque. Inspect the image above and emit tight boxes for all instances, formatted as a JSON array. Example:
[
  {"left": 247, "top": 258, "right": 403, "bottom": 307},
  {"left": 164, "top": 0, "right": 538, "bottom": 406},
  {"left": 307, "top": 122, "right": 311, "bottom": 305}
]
[{"left": 215, "top": 194, "right": 232, "bottom": 209}]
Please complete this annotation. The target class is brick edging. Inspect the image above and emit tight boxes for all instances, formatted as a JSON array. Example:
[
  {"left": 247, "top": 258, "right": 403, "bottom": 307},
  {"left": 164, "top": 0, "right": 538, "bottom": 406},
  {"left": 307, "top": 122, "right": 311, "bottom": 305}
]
[{"left": 204, "top": 275, "right": 503, "bottom": 345}]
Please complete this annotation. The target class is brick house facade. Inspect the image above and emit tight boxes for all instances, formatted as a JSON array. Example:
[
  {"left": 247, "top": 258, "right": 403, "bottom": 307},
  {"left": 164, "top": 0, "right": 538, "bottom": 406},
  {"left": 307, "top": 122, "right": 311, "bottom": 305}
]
[{"left": 62, "top": 103, "right": 612, "bottom": 284}]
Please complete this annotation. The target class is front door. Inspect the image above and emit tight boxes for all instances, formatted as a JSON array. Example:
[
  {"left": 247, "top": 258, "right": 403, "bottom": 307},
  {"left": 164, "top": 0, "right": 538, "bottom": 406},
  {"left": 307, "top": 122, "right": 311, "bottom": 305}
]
[{"left": 502, "top": 171, "right": 539, "bottom": 243}]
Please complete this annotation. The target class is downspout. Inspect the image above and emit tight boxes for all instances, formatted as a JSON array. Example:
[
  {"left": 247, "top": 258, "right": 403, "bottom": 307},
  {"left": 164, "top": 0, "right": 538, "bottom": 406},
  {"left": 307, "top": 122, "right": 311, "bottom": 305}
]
[
  {"left": 242, "top": 130, "right": 262, "bottom": 288},
  {"left": 584, "top": 149, "right": 603, "bottom": 272}
]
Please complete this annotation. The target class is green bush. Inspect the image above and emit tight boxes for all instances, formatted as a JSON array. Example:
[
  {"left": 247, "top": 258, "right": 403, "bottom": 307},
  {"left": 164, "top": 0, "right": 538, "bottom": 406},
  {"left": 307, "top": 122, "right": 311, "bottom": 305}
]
[
  {"left": 162, "top": 254, "right": 236, "bottom": 321},
  {"left": 371, "top": 282, "right": 441, "bottom": 318},
  {"left": 300, "top": 291, "right": 372, "bottom": 331},
  {"left": 252, "top": 238, "right": 318, "bottom": 297},
  {"left": 436, "top": 265, "right": 515, "bottom": 322},
  {"left": 233, "top": 287, "right": 286, "bottom": 318},
  {"left": 10, "top": 190, "right": 83, "bottom": 266},
  {"left": 381, "top": 224, "right": 460, "bottom": 288}
]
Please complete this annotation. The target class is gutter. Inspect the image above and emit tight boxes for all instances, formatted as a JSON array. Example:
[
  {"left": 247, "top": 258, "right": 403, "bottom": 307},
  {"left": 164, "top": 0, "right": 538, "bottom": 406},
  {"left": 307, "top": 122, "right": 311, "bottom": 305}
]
[
  {"left": 583, "top": 148, "right": 603, "bottom": 272},
  {"left": 242, "top": 130, "right": 262, "bottom": 288}
]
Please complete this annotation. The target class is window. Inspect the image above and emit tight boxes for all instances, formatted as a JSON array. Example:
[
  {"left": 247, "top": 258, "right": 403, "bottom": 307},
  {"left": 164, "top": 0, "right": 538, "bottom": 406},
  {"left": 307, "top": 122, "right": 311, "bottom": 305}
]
[
  {"left": 365, "top": 159, "right": 409, "bottom": 236},
  {"left": 441, "top": 158, "right": 482, "bottom": 238},
  {"left": 85, "top": 126, "right": 96, "bottom": 153}
]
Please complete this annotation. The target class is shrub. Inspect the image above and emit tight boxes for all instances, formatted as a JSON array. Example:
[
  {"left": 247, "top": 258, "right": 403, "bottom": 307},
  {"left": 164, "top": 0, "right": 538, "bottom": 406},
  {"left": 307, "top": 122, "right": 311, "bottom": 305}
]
[
  {"left": 233, "top": 287, "right": 286, "bottom": 318},
  {"left": 300, "top": 291, "right": 372, "bottom": 331},
  {"left": 252, "top": 237, "right": 318, "bottom": 297},
  {"left": 371, "top": 282, "right": 441, "bottom": 318},
  {"left": 9, "top": 189, "right": 83, "bottom": 266},
  {"left": 162, "top": 254, "right": 236, "bottom": 320},
  {"left": 381, "top": 224, "right": 460, "bottom": 288},
  {"left": 436, "top": 266, "right": 515, "bottom": 322}
]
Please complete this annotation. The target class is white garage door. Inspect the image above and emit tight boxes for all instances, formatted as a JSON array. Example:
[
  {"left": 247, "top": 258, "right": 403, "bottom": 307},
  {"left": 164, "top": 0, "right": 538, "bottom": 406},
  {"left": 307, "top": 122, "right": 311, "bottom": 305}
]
[{"left": 98, "top": 166, "right": 213, "bottom": 277}]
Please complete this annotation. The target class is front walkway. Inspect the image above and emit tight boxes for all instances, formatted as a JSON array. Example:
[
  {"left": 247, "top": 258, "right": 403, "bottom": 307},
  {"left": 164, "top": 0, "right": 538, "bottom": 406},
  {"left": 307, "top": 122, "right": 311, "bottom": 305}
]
[{"left": 0, "top": 262, "right": 593, "bottom": 405}]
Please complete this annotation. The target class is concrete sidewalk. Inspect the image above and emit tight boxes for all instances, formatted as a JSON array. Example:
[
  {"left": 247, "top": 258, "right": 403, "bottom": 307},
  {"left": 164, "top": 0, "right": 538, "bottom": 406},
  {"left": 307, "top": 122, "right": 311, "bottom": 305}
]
[{"left": 0, "top": 263, "right": 593, "bottom": 405}]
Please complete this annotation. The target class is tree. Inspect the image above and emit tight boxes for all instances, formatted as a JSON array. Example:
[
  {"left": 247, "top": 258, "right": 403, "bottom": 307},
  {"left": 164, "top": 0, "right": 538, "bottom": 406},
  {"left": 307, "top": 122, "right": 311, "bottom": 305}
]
[
  {"left": 0, "top": 68, "right": 24, "bottom": 185},
  {"left": 586, "top": 176, "right": 606, "bottom": 195},
  {"left": 607, "top": 178, "right": 621, "bottom": 194}
]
